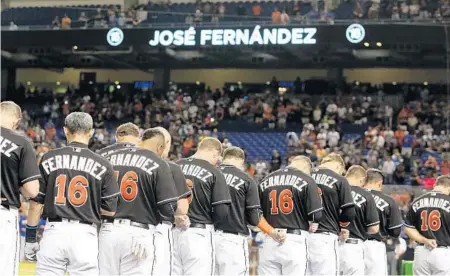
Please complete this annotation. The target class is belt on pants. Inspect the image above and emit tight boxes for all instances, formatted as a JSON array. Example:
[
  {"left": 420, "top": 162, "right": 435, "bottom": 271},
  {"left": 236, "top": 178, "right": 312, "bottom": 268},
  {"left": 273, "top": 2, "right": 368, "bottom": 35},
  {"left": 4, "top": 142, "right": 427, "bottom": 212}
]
[
  {"left": 345, "top": 238, "right": 362, "bottom": 244},
  {"left": 1, "top": 204, "right": 18, "bottom": 211},
  {"left": 102, "top": 218, "right": 152, "bottom": 230},
  {"left": 315, "top": 230, "right": 337, "bottom": 235},
  {"left": 220, "top": 230, "right": 248, "bottom": 237},
  {"left": 190, "top": 223, "right": 207, "bottom": 229},
  {"left": 48, "top": 217, "right": 95, "bottom": 227},
  {"left": 286, "top": 229, "right": 303, "bottom": 235},
  {"left": 417, "top": 243, "right": 450, "bottom": 248}
]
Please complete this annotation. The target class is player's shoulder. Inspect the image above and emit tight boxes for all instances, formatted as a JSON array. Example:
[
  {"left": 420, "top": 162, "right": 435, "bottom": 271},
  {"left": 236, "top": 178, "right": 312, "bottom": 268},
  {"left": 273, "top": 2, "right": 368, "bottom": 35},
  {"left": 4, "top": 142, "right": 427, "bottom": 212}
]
[
  {"left": 410, "top": 191, "right": 450, "bottom": 204},
  {"left": 134, "top": 147, "right": 166, "bottom": 164},
  {"left": 353, "top": 186, "right": 374, "bottom": 200},
  {"left": 1, "top": 127, "right": 32, "bottom": 147},
  {"left": 313, "top": 167, "right": 345, "bottom": 180},
  {"left": 220, "top": 164, "right": 253, "bottom": 182}
]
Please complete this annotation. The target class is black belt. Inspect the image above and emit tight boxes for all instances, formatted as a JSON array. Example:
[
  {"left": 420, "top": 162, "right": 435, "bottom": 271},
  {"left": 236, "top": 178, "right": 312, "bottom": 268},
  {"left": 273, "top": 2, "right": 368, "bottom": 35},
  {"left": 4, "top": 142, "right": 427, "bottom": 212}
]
[
  {"left": 222, "top": 230, "right": 248, "bottom": 237},
  {"left": 316, "top": 230, "right": 337, "bottom": 235},
  {"left": 345, "top": 238, "right": 362, "bottom": 244},
  {"left": 101, "top": 218, "right": 150, "bottom": 230},
  {"left": 418, "top": 243, "right": 450, "bottom": 248},
  {"left": 190, "top": 223, "right": 207, "bottom": 229},
  {"left": 48, "top": 217, "right": 94, "bottom": 226},
  {"left": 286, "top": 229, "right": 303, "bottom": 235},
  {"left": 1, "top": 204, "right": 10, "bottom": 210}
]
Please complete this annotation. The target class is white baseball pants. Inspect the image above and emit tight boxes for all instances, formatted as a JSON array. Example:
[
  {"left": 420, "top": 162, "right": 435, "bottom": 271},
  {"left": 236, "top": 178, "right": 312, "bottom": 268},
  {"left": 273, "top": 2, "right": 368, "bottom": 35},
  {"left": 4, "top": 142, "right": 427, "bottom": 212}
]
[
  {"left": 214, "top": 231, "right": 249, "bottom": 276},
  {"left": 364, "top": 239, "right": 387, "bottom": 276},
  {"left": 173, "top": 225, "right": 215, "bottom": 276},
  {"left": 259, "top": 231, "right": 308, "bottom": 276},
  {"left": 154, "top": 222, "right": 174, "bottom": 276},
  {"left": 37, "top": 220, "right": 98, "bottom": 276},
  {"left": 413, "top": 245, "right": 450, "bottom": 275},
  {"left": 307, "top": 232, "right": 339, "bottom": 276},
  {"left": 98, "top": 220, "right": 156, "bottom": 275},
  {"left": 0, "top": 205, "right": 20, "bottom": 276},
  {"left": 339, "top": 239, "right": 365, "bottom": 275}
]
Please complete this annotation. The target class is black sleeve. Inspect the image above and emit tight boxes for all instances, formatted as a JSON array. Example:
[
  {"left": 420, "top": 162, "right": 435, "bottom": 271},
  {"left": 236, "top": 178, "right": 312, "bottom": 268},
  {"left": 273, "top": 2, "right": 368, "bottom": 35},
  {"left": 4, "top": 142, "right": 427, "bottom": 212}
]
[
  {"left": 159, "top": 201, "right": 177, "bottom": 223},
  {"left": 365, "top": 193, "right": 380, "bottom": 227},
  {"left": 310, "top": 210, "right": 323, "bottom": 222},
  {"left": 101, "top": 164, "right": 120, "bottom": 212},
  {"left": 155, "top": 161, "right": 179, "bottom": 205},
  {"left": 404, "top": 204, "right": 417, "bottom": 229},
  {"left": 388, "top": 226, "right": 401, "bottom": 238},
  {"left": 19, "top": 141, "right": 41, "bottom": 185},
  {"left": 211, "top": 170, "right": 232, "bottom": 206},
  {"left": 246, "top": 207, "right": 262, "bottom": 226},
  {"left": 32, "top": 157, "right": 48, "bottom": 204},
  {"left": 246, "top": 179, "right": 261, "bottom": 210},
  {"left": 339, "top": 205, "right": 356, "bottom": 222},
  {"left": 212, "top": 204, "right": 229, "bottom": 224},
  {"left": 387, "top": 200, "right": 404, "bottom": 231},
  {"left": 304, "top": 180, "right": 323, "bottom": 219},
  {"left": 169, "top": 163, "right": 191, "bottom": 199},
  {"left": 339, "top": 178, "right": 355, "bottom": 209}
]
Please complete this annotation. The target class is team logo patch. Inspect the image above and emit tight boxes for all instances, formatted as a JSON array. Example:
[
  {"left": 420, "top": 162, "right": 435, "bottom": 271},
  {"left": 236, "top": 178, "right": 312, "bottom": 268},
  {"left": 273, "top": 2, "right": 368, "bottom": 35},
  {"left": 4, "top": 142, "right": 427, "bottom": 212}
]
[
  {"left": 345, "top": 24, "right": 365, "bottom": 44},
  {"left": 107, "top": 28, "right": 124, "bottom": 47}
]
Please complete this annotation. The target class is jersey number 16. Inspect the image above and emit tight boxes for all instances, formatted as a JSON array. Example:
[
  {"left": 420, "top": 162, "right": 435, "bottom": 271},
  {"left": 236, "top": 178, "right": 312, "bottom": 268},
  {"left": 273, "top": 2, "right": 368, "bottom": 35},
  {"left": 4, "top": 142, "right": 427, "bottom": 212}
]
[
  {"left": 420, "top": 210, "right": 442, "bottom": 231},
  {"left": 269, "top": 189, "right": 294, "bottom": 215}
]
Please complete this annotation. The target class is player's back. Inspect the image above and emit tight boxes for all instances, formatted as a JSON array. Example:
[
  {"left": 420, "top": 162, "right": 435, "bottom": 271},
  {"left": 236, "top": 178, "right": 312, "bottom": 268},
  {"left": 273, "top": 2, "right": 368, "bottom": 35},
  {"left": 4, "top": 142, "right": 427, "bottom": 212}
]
[
  {"left": 39, "top": 142, "right": 115, "bottom": 224},
  {"left": 406, "top": 191, "right": 450, "bottom": 246},
  {"left": 177, "top": 157, "right": 227, "bottom": 224},
  {"left": 216, "top": 164, "right": 257, "bottom": 235},
  {"left": 311, "top": 167, "right": 354, "bottom": 234},
  {"left": 1, "top": 127, "right": 40, "bottom": 207},
  {"left": 259, "top": 167, "right": 321, "bottom": 230},
  {"left": 106, "top": 146, "right": 174, "bottom": 225},
  {"left": 348, "top": 186, "right": 379, "bottom": 240},
  {"left": 366, "top": 189, "right": 402, "bottom": 239}
]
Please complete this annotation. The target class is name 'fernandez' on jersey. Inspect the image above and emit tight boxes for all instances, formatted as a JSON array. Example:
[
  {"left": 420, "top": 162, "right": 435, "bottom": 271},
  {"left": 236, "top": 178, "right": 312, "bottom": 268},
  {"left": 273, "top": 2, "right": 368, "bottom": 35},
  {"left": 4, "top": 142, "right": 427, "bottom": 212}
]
[
  {"left": 177, "top": 158, "right": 231, "bottom": 224},
  {"left": 216, "top": 164, "right": 260, "bottom": 235},
  {"left": 367, "top": 189, "right": 403, "bottom": 240},
  {"left": 405, "top": 191, "right": 450, "bottom": 246},
  {"left": 105, "top": 147, "right": 179, "bottom": 225},
  {"left": 259, "top": 167, "right": 323, "bottom": 231},
  {"left": 348, "top": 186, "right": 380, "bottom": 240},
  {"left": 311, "top": 168, "right": 354, "bottom": 235},
  {"left": 37, "top": 142, "right": 120, "bottom": 224}
]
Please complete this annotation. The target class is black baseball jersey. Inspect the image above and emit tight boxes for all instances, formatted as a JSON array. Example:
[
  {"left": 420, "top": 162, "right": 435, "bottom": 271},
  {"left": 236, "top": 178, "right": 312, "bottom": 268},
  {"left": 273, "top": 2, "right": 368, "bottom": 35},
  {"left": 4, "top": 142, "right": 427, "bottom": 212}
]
[
  {"left": 168, "top": 161, "right": 191, "bottom": 199},
  {"left": 405, "top": 191, "right": 450, "bottom": 246},
  {"left": 1, "top": 127, "right": 41, "bottom": 207},
  {"left": 366, "top": 189, "right": 403, "bottom": 240},
  {"left": 176, "top": 158, "right": 231, "bottom": 224},
  {"left": 311, "top": 168, "right": 355, "bottom": 235},
  {"left": 105, "top": 146, "right": 179, "bottom": 225},
  {"left": 97, "top": 142, "right": 136, "bottom": 157},
  {"left": 347, "top": 186, "right": 380, "bottom": 240},
  {"left": 259, "top": 167, "right": 323, "bottom": 231},
  {"left": 215, "top": 164, "right": 260, "bottom": 235},
  {"left": 37, "top": 142, "right": 119, "bottom": 224}
]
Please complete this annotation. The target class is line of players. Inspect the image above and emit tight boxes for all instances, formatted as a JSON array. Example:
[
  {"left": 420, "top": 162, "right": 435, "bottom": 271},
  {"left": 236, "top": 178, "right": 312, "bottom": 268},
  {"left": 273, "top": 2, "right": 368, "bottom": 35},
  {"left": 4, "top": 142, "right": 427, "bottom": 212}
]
[{"left": 1, "top": 101, "right": 449, "bottom": 276}]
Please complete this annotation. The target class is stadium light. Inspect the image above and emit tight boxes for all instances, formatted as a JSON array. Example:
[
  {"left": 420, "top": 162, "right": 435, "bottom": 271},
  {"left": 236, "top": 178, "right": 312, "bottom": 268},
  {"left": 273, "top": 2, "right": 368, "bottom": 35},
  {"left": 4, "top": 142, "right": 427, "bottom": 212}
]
[
  {"left": 114, "top": 80, "right": 120, "bottom": 85},
  {"left": 56, "top": 81, "right": 61, "bottom": 85},
  {"left": 73, "top": 45, "right": 78, "bottom": 50},
  {"left": 117, "top": 85, "right": 121, "bottom": 89},
  {"left": 27, "top": 81, "right": 31, "bottom": 86},
  {"left": 376, "top": 42, "right": 382, "bottom": 47},
  {"left": 392, "top": 82, "right": 397, "bottom": 85},
  {"left": 424, "top": 82, "right": 428, "bottom": 86},
  {"left": 196, "top": 81, "right": 200, "bottom": 85},
  {"left": 363, "top": 42, "right": 370, "bottom": 47}
]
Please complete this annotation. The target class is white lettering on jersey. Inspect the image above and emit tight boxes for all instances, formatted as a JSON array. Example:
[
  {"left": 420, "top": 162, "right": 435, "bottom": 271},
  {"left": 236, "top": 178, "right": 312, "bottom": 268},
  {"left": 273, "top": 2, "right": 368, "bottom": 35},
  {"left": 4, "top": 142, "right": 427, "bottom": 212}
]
[
  {"left": 41, "top": 155, "right": 107, "bottom": 181},
  {"left": 372, "top": 195, "right": 389, "bottom": 211},
  {"left": 223, "top": 173, "right": 245, "bottom": 190},
  {"left": 0, "top": 136, "right": 19, "bottom": 157},
  {"left": 412, "top": 196, "right": 450, "bottom": 213},
  {"left": 352, "top": 191, "right": 366, "bottom": 208},
  {"left": 109, "top": 153, "right": 159, "bottom": 175},
  {"left": 259, "top": 174, "right": 308, "bottom": 192},
  {"left": 180, "top": 164, "right": 213, "bottom": 182},
  {"left": 311, "top": 173, "right": 338, "bottom": 189}
]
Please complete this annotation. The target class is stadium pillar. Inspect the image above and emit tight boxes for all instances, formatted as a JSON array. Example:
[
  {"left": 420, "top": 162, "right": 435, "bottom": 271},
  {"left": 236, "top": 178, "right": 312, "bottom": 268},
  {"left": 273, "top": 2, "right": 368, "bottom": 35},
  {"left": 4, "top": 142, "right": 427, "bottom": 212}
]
[
  {"left": 1, "top": 68, "right": 17, "bottom": 101},
  {"left": 154, "top": 67, "right": 170, "bottom": 92},
  {"left": 327, "top": 68, "right": 344, "bottom": 83}
]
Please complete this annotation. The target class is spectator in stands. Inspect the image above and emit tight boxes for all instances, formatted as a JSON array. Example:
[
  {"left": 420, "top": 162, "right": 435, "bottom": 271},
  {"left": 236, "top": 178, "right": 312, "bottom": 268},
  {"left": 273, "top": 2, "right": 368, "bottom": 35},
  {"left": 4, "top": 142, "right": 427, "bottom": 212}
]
[
  {"left": 223, "top": 138, "right": 232, "bottom": 149},
  {"left": 394, "top": 163, "right": 406, "bottom": 184},
  {"left": 255, "top": 159, "right": 268, "bottom": 179},
  {"left": 94, "top": 8, "right": 106, "bottom": 27},
  {"left": 107, "top": 9, "right": 117, "bottom": 26},
  {"left": 9, "top": 21, "right": 18, "bottom": 30},
  {"left": 237, "top": 3, "right": 247, "bottom": 16},
  {"left": 218, "top": 2, "right": 226, "bottom": 19},
  {"left": 52, "top": 16, "right": 61, "bottom": 30},
  {"left": 253, "top": 1, "right": 262, "bottom": 17},
  {"left": 185, "top": 13, "right": 194, "bottom": 25},
  {"left": 194, "top": 8, "right": 203, "bottom": 23},
  {"left": 383, "top": 156, "right": 396, "bottom": 184},
  {"left": 270, "top": 150, "right": 282, "bottom": 172},
  {"left": 272, "top": 8, "right": 282, "bottom": 24},
  {"left": 392, "top": 5, "right": 401, "bottom": 20},
  {"left": 327, "top": 127, "right": 340, "bottom": 148},
  {"left": 118, "top": 12, "right": 126, "bottom": 26},
  {"left": 61, "top": 14, "right": 71, "bottom": 29},
  {"left": 78, "top": 12, "right": 88, "bottom": 23},
  {"left": 418, "top": 0, "right": 430, "bottom": 19},
  {"left": 281, "top": 9, "right": 290, "bottom": 24},
  {"left": 287, "top": 132, "right": 299, "bottom": 147},
  {"left": 424, "top": 155, "right": 439, "bottom": 171}
]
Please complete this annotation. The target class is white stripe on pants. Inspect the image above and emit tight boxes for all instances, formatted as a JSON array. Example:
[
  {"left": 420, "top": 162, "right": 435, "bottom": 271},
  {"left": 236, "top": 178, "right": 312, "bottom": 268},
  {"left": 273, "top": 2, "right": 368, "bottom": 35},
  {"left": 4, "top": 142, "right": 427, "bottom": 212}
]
[
  {"left": 215, "top": 231, "right": 249, "bottom": 276},
  {"left": 339, "top": 239, "right": 365, "bottom": 275},
  {"left": 307, "top": 232, "right": 339, "bottom": 276},
  {"left": 364, "top": 239, "right": 387, "bottom": 276},
  {"left": 154, "top": 222, "right": 174, "bottom": 276},
  {"left": 0, "top": 206, "right": 20, "bottom": 276},
  {"left": 413, "top": 245, "right": 450, "bottom": 276}
]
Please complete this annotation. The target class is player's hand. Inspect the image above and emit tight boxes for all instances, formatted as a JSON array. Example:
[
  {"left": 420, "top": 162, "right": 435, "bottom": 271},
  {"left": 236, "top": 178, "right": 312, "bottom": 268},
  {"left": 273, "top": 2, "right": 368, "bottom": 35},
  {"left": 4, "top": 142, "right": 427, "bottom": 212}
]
[
  {"left": 131, "top": 236, "right": 149, "bottom": 260},
  {"left": 339, "top": 229, "right": 350, "bottom": 241},
  {"left": 24, "top": 242, "right": 39, "bottom": 262},
  {"left": 423, "top": 238, "right": 438, "bottom": 250},
  {"left": 175, "top": 215, "right": 190, "bottom": 230},
  {"left": 309, "top": 222, "right": 318, "bottom": 233},
  {"left": 269, "top": 229, "right": 286, "bottom": 244}
]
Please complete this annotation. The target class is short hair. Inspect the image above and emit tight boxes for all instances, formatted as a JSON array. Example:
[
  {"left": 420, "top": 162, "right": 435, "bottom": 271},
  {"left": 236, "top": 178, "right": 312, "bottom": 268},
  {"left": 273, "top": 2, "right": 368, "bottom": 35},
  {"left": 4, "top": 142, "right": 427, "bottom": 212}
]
[
  {"left": 198, "top": 137, "right": 223, "bottom": 154},
  {"left": 223, "top": 146, "right": 245, "bottom": 160},
  {"left": 0, "top": 101, "right": 22, "bottom": 119},
  {"left": 320, "top": 153, "right": 345, "bottom": 169},
  {"left": 116, "top": 123, "right": 140, "bottom": 138},
  {"left": 435, "top": 175, "right": 450, "bottom": 188},
  {"left": 64, "top": 112, "right": 93, "bottom": 134},
  {"left": 366, "top": 168, "right": 384, "bottom": 185},
  {"left": 153, "top": 127, "right": 171, "bottom": 142},
  {"left": 290, "top": 155, "right": 312, "bottom": 168},
  {"left": 346, "top": 165, "right": 367, "bottom": 180},
  {"left": 141, "top": 128, "right": 165, "bottom": 142}
]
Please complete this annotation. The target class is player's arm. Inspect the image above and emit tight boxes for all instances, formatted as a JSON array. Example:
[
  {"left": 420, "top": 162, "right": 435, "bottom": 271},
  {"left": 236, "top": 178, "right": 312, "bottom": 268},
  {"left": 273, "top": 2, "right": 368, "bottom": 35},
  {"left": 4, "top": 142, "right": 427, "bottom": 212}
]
[
  {"left": 387, "top": 200, "right": 403, "bottom": 237},
  {"left": 169, "top": 163, "right": 190, "bottom": 216},
  {"left": 402, "top": 204, "right": 436, "bottom": 247},
  {"left": 245, "top": 179, "right": 273, "bottom": 233},
  {"left": 100, "top": 164, "right": 120, "bottom": 216},
  {"left": 156, "top": 161, "right": 179, "bottom": 222},
  {"left": 339, "top": 178, "right": 356, "bottom": 224},
  {"left": 305, "top": 180, "right": 324, "bottom": 222},
  {"left": 19, "top": 141, "right": 41, "bottom": 198},
  {"left": 365, "top": 193, "right": 380, "bottom": 234},
  {"left": 211, "top": 170, "right": 232, "bottom": 223}
]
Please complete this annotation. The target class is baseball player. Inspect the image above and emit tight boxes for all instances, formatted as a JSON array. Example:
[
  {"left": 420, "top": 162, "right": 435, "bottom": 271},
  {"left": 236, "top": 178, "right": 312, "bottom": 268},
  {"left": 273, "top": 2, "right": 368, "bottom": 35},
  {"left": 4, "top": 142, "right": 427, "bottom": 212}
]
[
  {"left": 97, "top": 122, "right": 141, "bottom": 157},
  {"left": 140, "top": 127, "right": 191, "bottom": 276},
  {"left": 216, "top": 146, "right": 285, "bottom": 275},
  {"left": 363, "top": 169, "right": 403, "bottom": 276},
  {"left": 404, "top": 175, "right": 450, "bottom": 275},
  {"left": 175, "top": 137, "right": 232, "bottom": 276},
  {"left": 0, "top": 101, "right": 40, "bottom": 276},
  {"left": 339, "top": 165, "right": 380, "bottom": 275},
  {"left": 98, "top": 128, "right": 179, "bottom": 275},
  {"left": 259, "top": 156, "right": 323, "bottom": 276},
  {"left": 309, "top": 153, "right": 356, "bottom": 276},
  {"left": 25, "top": 112, "right": 120, "bottom": 275}
]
